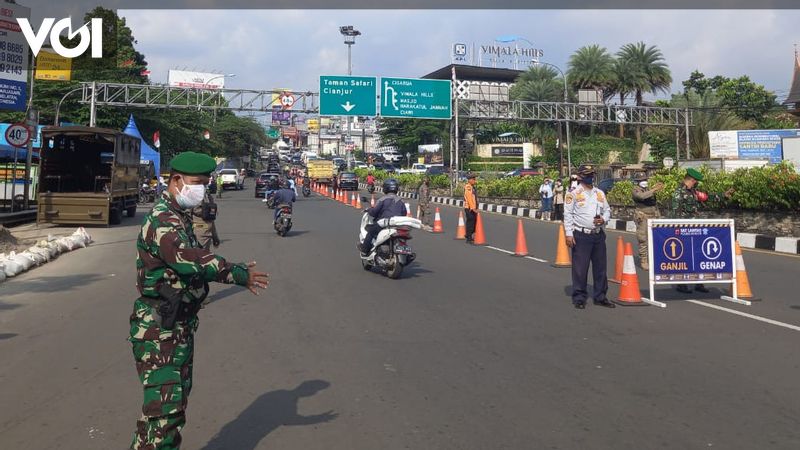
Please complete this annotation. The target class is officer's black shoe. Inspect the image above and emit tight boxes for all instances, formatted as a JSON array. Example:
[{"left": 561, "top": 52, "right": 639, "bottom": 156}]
[
  {"left": 694, "top": 285, "right": 710, "bottom": 293},
  {"left": 593, "top": 299, "right": 616, "bottom": 308},
  {"left": 574, "top": 303, "right": 586, "bottom": 309},
  {"left": 676, "top": 285, "right": 693, "bottom": 294}
]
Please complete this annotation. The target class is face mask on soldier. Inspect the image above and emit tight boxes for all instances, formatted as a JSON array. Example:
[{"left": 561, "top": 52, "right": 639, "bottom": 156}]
[{"left": 176, "top": 178, "right": 206, "bottom": 209}]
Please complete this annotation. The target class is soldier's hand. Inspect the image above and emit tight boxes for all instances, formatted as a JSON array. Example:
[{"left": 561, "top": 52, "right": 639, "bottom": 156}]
[
  {"left": 653, "top": 182, "right": 665, "bottom": 191},
  {"left": 245, "top": 261, "right": 270, "bottom": 295},
  {"left": 566, "top": 236, "right": 576, "bottom": 248},
  {"left": 724, "top": 187, "right": 735, "bottom": 198}
]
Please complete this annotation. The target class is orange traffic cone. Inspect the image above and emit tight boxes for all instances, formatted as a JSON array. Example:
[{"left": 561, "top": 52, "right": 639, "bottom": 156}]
[
  {"left": 406, "top": 202, "right": 412, "bottom": 218},
  {"left": 551, "top": 224, "right": 571, "bottom": 268},
  {"left": 473, "top": 213, "right": 486, "bottom": 245},
  {"left": 455, "top": 211, "right": 466, "bottom": 240},
  {"left": 609, "top": 236, "right": 624, "bottom": 284},
  {"left": 351, "top": 193, "right": 357, "bottom": 208},
  {"left": 355, "top": 195, "right": 362, "bottom": 209},
  {"left": 513, "top": 219, "right": 528, "bottom": 256},
  {"left": 729, "top": 242, "right": 760, "bottom": 301},
  {"left": 370, "top": 194, "right": 375, "bottom": 207},
  {"left": 614, "top": 242, "right": 648, "bottom": 306},
  {"left": 432, "top": 208, "right": 443, "bottom": 233}
]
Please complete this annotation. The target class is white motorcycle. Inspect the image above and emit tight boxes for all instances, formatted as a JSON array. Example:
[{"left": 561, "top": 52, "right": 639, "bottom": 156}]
[{"left": 358, "top": 203, "right": 421, "bottom": 279}]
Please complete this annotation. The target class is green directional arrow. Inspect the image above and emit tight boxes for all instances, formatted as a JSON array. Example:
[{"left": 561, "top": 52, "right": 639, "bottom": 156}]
[{"left": 319, "top": 75, "right": 377, "bottom": 117}]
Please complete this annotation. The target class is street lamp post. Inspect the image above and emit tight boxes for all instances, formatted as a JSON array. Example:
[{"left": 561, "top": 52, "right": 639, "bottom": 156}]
[
  {"left": 340, "top": 25, "right": 360, "bottom": 169},
  {"left": 206, "top": 73, "right": 235, "bottom": 123},
  {"left": 496, "top": 36, "right": 572, "bottom": 176}
]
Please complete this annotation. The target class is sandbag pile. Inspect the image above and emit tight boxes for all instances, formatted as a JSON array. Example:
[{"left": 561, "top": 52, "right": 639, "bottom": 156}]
[{"left": 0, "top": 227, "right": 92, "bottom": 281}]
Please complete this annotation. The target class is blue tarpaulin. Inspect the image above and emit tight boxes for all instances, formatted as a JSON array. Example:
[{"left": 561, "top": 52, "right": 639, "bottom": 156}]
[{"left": 122, "top": 114, "right": 160, "bottom": 176}]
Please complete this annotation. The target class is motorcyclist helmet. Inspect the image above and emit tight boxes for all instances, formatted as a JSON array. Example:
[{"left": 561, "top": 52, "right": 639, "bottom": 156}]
[
  {"left": 282, "top": 180, "right": 292, "bottom": 189},
  {"left": 382, "top": 178, "right": 399, "bottom": 194}
]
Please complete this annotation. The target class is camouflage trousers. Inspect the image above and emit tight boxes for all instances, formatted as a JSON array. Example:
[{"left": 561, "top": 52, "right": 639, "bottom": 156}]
[
  {"left": 418, "top": 202, "right": 431, "bottom": 226},
  {"left": 129, "top": 298, "right": 197, "bottom": 450},
  {"left": 634, "top": 207, "right": 660, "bottom": 269}
]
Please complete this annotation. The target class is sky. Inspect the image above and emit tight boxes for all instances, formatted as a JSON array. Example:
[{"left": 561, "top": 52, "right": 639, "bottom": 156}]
[{"left": 120, "top": 9, "right": 799, "bottom": 103}]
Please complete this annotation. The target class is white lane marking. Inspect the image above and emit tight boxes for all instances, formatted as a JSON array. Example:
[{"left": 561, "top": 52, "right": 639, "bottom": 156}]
[
  {"left": 525, "top": 256, "right": 548, "bottom": 263},
  {"left": 687, "top": 300, "right": 800, "bottom": 332},
  {"left": 486, "top": 245, "right": 514, "bottom": 255},
  {"left": 485, "top": 245, "right": 549, "bottom": 263}
]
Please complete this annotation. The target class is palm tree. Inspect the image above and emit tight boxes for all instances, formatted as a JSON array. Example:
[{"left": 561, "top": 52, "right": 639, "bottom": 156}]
[
  {"left": 616, "top": 42, "right": 672, "bottom": 106},
  {"left": 610, "top": 58, "right": 646, "bottom": 137},
  {"left": 616, "top": 42, "right": 672, "bottom": 142},
  {"left": 510, "top": 65, "right": 564, "bottom": 102},
  {"left": 566, "top": 45, "right": 615, "bottom": 92}
]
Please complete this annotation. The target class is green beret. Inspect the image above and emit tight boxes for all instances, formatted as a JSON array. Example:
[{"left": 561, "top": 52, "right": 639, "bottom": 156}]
[
  {"left": 686, "top": 168, "right": 703, "bottom": 182},
  {"left": 170, "top": 151, "right": 216, "bottom": 175}
]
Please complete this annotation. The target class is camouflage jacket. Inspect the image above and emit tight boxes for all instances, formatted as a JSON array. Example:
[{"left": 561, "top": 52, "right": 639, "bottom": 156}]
[
  {"left": 668, "top": 185, "right": 722, "bottom": 218},
  {"left": 418, "top": 183, "right": 430, "bottom": 205},
  {"left": 136, "top": 191, "right": 249, "bottom": 301}
]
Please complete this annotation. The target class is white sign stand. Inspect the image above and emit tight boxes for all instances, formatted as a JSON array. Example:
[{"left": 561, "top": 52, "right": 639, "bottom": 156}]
[{"left": 647, "top": 219, "right": 751, "bottom": 308}]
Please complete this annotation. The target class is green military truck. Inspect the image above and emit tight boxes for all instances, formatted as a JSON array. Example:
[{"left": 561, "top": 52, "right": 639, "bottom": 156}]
[{"left": 37, "top": 126, "right": 141, "bottom": 226}]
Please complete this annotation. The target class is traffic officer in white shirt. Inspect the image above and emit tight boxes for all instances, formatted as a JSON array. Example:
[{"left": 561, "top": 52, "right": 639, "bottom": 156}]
[{"left": 563, "top": 165, "right": 615, "bottom": 310}]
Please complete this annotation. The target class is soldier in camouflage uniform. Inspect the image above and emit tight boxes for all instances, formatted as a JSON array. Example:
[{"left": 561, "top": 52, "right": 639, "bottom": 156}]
[
  {"left": 668, "top": 168, "right": 733, "bottom": 294},
  {"left": 632, "top": 175, "right": 664, "bottom": 270},
  {"left": 130, "top": 151, "right": 269, "bottom": 450}
]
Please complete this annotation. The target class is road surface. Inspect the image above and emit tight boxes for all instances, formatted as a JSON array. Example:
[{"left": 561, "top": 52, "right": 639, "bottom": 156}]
[{"left": 1, "top": 184, "right": 798, "bottom": 449}]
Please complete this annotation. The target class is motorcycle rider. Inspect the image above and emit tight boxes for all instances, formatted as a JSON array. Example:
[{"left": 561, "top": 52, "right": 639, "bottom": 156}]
[
  {"left": 272, "top": 180, "right": 296, "bottom": 223},
  {"left": 366, "top": 172, "right": 376, "bottom": 190},
  {"left": 360, "top": 178, "right": 407, "bottom": 256}
]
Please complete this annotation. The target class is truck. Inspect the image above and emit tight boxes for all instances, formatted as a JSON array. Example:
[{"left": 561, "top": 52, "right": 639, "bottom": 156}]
[
  {"left": 306, "top": 159, "right": 335, "bottom": 184},
  {"left": 217, "top": 168, "right": 244, "bottom": 190},
  {"left": 37, "top": 126, "right": 140, "bottom": 226}
]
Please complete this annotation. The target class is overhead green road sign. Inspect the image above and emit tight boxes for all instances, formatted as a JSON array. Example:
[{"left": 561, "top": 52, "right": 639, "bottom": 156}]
[
  {"left": 319, "top": 75, "right": 377, "bottom": 116},
  {"left": 380, "top": 77, "right": 451, "bottom": 120}
]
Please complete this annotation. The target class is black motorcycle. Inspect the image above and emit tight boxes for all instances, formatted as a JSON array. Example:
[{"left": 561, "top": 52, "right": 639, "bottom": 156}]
[
  {"left": 274, "top": 204, "right": 293, "bottom": 236},
  {"left": 366, "top": 183, "right": 375, "bottom": 194},
  {"left": 302, "top": 185, "right": 311, "bottom": 197},
  {"left": 138, "top": 185, "right": 156, "bottom": 204}
]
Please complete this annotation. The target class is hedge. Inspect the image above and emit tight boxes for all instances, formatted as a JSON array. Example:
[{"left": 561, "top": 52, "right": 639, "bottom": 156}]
[{"left": 607, "top": 163, "right": 800, "bottom": 211}]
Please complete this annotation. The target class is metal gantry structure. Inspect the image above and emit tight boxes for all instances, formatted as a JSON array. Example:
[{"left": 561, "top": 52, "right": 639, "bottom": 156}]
[{"left": 77, "top": 82, "right": 320, "bottom": 121}]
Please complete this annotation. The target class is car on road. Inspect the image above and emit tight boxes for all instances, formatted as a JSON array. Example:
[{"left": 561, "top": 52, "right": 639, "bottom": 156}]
[
  {"left": 218, "top": 168, "right": 245, "bottom": 190},
  {"left": 398, "top": 163, "right": 428, "bottom": 175},
  {"left": 337, "top": 172, "right": 359, "bottom": 191},
  {"left": 425, "top": 164, "right": 447, "bottom": 176},
  {"left": 371, "top": 163, "right": 397, "bottom": 173},
  {"left": 255, "top": 172, "right": 281, "bottom": 198},
  {"left": 290, "top": 154, "right": 302, "bottom": 165},
  {"left": 382, "top": 151, "right": 403, "bottom": 163},
  {"left": 354, "top": 161, "right": 368, "bottom": 169},
  {"left": 504, "top": 168, "right": 543, "bottom": 178}
]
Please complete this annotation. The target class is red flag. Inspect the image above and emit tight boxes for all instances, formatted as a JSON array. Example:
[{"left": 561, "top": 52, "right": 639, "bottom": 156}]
[
  {"left": 140, "top": 69, "right": 151, "bottom": 77},
  {"left": 153, "top": 130, "right": 160, "bottom": 148}
]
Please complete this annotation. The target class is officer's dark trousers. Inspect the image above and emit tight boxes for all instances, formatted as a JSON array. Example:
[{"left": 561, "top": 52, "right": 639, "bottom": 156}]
[
  {"left": 571, "top": 230, "right": 608, "bottom": 305},
  {"left": 464, "top": 209, "right": 477, "bottom": 240}
]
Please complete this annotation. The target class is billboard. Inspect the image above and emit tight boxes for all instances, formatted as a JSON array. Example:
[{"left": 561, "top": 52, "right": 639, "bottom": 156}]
[
  {"left": 307, "top": 119, "right": 319, "bottom": 132},
  {"left": 709, "top": 129, "right": 800, "bottom": 164},
  {"left": 271, "top": 107, "right": 291, "bottom": 125},
  {"left": 0, "top": 3, "right": 30, "bottom": 111},
  {"left": 168, "top": 70, "right": 225, "bottom": 89},
  {"left": 35, "top": 49, "right": 72, "bottom": 81}
]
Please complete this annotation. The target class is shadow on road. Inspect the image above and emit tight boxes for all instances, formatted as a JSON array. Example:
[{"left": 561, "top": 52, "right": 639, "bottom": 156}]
[
  {"left": 0, "top": 300, "right": 21, "bottom": 312},
  {"left": 205, "top": 285, "right": 244, "bottom": 305},
  {"left": 1, "top": 274, "right": 106, "bottom": 295},
  {"left": 200, "top": 379, "right": 337, "bottom": 450},
  {"left": 0, "top": 332, "right": 17, "bottom": 340}
]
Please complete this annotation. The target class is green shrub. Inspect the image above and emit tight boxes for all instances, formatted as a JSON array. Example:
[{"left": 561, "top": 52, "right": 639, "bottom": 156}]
[{"left": 608, "top": 180, "right": 634, "bottom": 206}]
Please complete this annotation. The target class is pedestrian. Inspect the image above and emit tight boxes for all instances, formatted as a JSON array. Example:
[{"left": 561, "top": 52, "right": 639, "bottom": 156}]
[
  {"left": 417, "top": 177, "right": 433, "bottom": 231},
  {"left": 632, "top": 175, "right": 664, "bottom": 270},
  {"left": 129, "top": 151, "right": 269, "bottom": 450},
  {"left": 538, "top": 177, "right": 553, "bottom": 221},
  {"left": 563, "top": 165, "right": 614, "bottom": 310},
  {"left": 215, "top": 173, "right": 223, "bottom": 199},
  {"left": 463, "top": 173, "right": 478, "bottom": 244},
  {"left": 192, "top": 189, "right": 220, "bottom": 251},
  {"left": 553, "top": 178, "right": 565, "bottom": 221},
  {"left": 668, "top": 168, "right": 734, "bottom": 294},
  {"left": 568, "top": 174, "right": 579, "bottom": 192}
]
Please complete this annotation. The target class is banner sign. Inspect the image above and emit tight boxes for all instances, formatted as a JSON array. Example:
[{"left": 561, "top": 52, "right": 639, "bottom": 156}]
[
  {"left": 709, "top": 129, "right": 800, "bottom": 164},
  {"left": 35, "top": 48, "right": 72, "bottom": 81},
  {"left": 168, "top": 70, "right": 225, "bottom": 89},
  {"left": 271, "top": 107, "right": 291, "bottom": 125},
  {"left": 0, "top": 3, "right": 30, "bottom": 111},
  {"left": 646, "top": 219, "right": 749, "bottom": 308}
]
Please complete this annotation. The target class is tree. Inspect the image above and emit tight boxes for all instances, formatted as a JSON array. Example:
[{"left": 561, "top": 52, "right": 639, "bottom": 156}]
[
  {"left": 510, "top": 65, "right": 564, "bottom": 102},
  {"left": 682, "top": 72, "right": 781, "bottom": 128},
  {"left": 566, "top": 45, "right": 615, "bottom": 92},
  {"left": 610, "top": 58, "right": 646, "bottom": 137},
  {"left": 377, "top": 119, "right": 449, "bottom": 157},
  {"left": 670, "top": 90, "right": 748, "bottom": 158}
]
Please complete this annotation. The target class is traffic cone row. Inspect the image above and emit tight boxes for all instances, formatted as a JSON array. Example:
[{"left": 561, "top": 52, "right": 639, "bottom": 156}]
[{"left": 432, "top": 208, "right": 443, "bottom": 233}]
